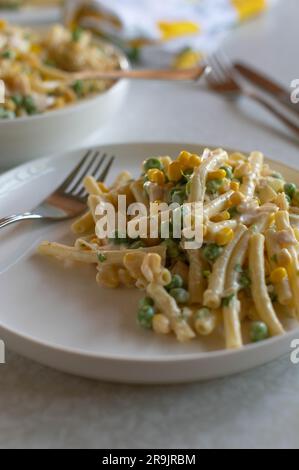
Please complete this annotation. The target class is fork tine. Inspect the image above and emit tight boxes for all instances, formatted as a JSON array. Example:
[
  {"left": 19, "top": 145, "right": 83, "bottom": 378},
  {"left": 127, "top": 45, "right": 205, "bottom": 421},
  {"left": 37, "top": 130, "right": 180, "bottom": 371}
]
[
  {"left": 207, "top": 54, "right": 225, "bottom": 83},
  {"left": 76, "top": 156, "right": 114, "bottom": 198},
  {"left": 68, "top": 151, "right": 103, "bottom": 194},
  {"left": 98, "top": 156, "right": 115, "bottom": 182},
  {"left": 211, "top": 53, "right": 230, "bottom": 79},
  {"left": 57, "top": 150, "right": 92, "bottom": 191},
  {"left": 91, "top": 153, "right": 107, "bottom": 178}
]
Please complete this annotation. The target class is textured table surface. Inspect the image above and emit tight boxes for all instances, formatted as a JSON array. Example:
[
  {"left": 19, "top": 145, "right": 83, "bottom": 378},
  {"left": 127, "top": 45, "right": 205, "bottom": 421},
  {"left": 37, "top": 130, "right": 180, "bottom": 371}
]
[{"left": 1, "top": 0, "right": 299, "bottom": 449}]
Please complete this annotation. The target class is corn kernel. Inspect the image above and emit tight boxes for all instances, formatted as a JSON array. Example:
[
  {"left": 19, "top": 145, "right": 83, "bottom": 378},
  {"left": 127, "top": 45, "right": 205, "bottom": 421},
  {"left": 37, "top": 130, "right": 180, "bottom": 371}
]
[
  {"left": 0, "top": 20, "right": 7, "bottom": 30},
  {"left": 294, "top": 228, "right": 299, "bottom": 242},
  {"left": 215, "top": 227, "right": 234, "bottom": 245},
  {"left": 188, "top": 154, "right": 201, "bottom": 168},
  {"left": 211, "top": 211, "right": 230, "bottom": 222},
  {"left": 31, "top": 44, "right": 42, "bottom": 54},
  {"left": 53, "top": 97, "right": 65, "bottom": 109},
  {"left": 147, "top": 169, "right": 165, "bottom": 185},
  {"left": 167, "top": 161, "right": 182, "bottom": 182},
  {"left": 270, "top": 267, "right": 287, "bottom": 284},
  {"left": 230, "top": 181, "right": 240, "bottom": 191},
  {"left": 207, "top": 169, "right": 226, "bottom": 181},
  {"left": 177, "top": 150, "right": 191, "bottom": 169},
  {"left": 230, "top": 191, "right": 245, "bottom": 206},
  {"left": 173, "top": 49, "right": 202, "bottom": 69}
]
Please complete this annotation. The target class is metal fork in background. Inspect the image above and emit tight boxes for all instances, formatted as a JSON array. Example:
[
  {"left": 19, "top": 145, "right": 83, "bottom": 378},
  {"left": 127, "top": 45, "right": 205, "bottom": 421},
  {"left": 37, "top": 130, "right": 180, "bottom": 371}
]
[
  {"left": 0, "top": 150, "right": 114, "bottom": 230},
  {"left": 206, "top": 51, "right": 299, "bottom": 136}
]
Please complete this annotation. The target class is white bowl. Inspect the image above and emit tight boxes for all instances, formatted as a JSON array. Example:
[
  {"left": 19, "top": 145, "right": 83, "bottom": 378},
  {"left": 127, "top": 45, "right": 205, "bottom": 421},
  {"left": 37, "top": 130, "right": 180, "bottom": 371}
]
[{"left": 0, "top": 43, "right": 129, "bottom": 169}]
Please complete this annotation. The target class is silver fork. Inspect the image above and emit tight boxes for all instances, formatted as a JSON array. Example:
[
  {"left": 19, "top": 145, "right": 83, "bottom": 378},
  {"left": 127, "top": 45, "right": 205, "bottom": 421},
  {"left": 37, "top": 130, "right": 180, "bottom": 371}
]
[
  {"left": 0, "top": 149, "right": 114, "bottom": 230},
  {"left": 206, "top": 51, "right": 299, "bottom": 136}
]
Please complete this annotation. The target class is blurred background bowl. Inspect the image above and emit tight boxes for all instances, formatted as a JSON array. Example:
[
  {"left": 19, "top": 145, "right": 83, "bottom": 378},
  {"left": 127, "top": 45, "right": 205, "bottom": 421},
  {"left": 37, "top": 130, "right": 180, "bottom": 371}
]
[{"left": 0, "top": 40, "right": 129, "bottom": 169}]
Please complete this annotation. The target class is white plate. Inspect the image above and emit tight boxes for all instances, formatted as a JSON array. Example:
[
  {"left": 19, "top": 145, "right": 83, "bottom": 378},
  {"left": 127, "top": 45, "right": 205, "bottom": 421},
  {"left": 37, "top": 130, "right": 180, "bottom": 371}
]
[
  {"left": 0, "top": 142, "right": 298, "bottom": 384},
  {"left": 0, "top": 7, "right": 61, "bottom": 25}
]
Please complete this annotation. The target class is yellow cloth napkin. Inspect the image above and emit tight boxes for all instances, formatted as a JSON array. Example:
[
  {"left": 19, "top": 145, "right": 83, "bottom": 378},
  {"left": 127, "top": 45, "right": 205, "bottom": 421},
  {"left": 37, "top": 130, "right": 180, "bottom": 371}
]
[{"left": 64, "top": 0, "right": 273, "bottom": 67}]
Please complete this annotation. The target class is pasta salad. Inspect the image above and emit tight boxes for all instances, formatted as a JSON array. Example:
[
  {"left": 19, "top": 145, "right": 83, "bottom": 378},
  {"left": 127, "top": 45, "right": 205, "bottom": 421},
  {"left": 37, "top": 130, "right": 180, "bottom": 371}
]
[
  {"left": 0, "top": 21, "right": 119, "bottom": 118},
  {"left": 38, "top": 148, "right": 299, "bottom": 349}
]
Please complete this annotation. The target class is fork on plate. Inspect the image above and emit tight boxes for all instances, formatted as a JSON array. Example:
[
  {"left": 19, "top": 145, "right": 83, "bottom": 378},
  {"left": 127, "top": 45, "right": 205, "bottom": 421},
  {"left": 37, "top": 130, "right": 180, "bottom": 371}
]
[
  {"left": 206, "top": 51, "right": 299, "bottom": 136},
  {"left": 0, "top": 149, "right": 114, "bottom": 230}
]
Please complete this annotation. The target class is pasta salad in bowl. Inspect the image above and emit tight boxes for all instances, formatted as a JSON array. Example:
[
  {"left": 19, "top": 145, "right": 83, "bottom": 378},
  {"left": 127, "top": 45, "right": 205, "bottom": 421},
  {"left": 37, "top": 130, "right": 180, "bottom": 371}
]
[
  {"left": 38, "top": 147, "right": 299, "bottom": 351},
  {"left": 0, "top": 21, "right": 129, "bottom": 166},
  {"left": 0, "top": 22, "right": 121, "bottom": 117}
]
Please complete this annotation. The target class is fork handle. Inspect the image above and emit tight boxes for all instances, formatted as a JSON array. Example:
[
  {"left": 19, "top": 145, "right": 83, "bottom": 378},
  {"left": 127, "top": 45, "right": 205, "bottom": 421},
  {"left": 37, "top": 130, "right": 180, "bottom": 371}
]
[
  {"left": 70, "top": 65, "right": 207, "bottom": 82},
  {"left": 246, "top": 90, "right": 299, "bottom": 136},
  {"left": 0, "top": 213, "right": 42, "bottom": 229}
]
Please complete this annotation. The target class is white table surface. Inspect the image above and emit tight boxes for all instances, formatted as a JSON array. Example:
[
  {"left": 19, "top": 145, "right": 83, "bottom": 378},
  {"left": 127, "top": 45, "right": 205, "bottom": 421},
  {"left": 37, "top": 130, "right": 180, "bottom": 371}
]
[{"left": 1, "top": 0, "right": 299, "bottom": 449}]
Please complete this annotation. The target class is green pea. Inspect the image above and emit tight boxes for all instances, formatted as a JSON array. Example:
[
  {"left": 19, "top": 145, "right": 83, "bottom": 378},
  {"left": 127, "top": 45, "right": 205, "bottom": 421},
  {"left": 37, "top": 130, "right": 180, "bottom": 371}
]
[
  {"left": 220, "top": 166, "right": 233, "bottom": 179},
  {"left": 239, "top": 270, "right": 251, "bottom": 289},
  {"left": 2, "top": 50, "right": 14, "bottom": 59},
  {"left": 138, "top": 297, "right": 154, "bottom": 309},
  {"left": 0, "top": 107, "right": 15, "bottom": 119},
  {"left": 162, "top": 239, "right": 180, "bottom": 258},
  {"left": 166, "top": 274, "right": 184, "bottom": 290},
  {"left": 143, "top": 157, "right": 163, "bottom": 172},
  {"left": 171, "top": 189, "right": 185, "bottom": 205},
  {"left": 222, "top": 293, "right": 235, "bottom": 307},
  {"left": 195, "top": 307, "right": 211, "bottom": 320},
  {"left": 23, "top": 96, "right": 37, "bottom": 115},
  {"left": 169, "top": 288, "right": 189, "bottom": 304},
  {"left": 72, "top": 27, "right": 83, "bottom": 42},
  {"left": 250, "top": 321, "right": 269, "bottom": 342},
  {"left": 203, "top": 243, "right": 223, "bottom": 262},
  {"left": 284, "top": 183, "right": 296, "bottom": 199},
  {"left": 11, "top": 94, "right": 23, "bottom": 107},
  {"left": 206, "top": 179, "right": 223, "bottom": 194},
  {"left": 127, "top": 46, "right": 140, "bottom": 63},
  {"left": 97, "top": 253, "right": 107, "bottom": 263},
  {"left": 137, "top": 305, "right": 155, "bottom": 329},
  {"left": 72, "top": 80, "right": 84, "bottom": 97},
  {"left": 285, "top": 194, "right": 291, "bottom": 204}
]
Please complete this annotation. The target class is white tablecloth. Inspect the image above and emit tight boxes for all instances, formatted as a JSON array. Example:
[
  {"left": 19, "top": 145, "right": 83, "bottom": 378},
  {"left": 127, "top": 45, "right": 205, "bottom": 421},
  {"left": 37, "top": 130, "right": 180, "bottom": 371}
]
[{"left": 1, "top": 0, "right": 299, "bottom": 449}]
